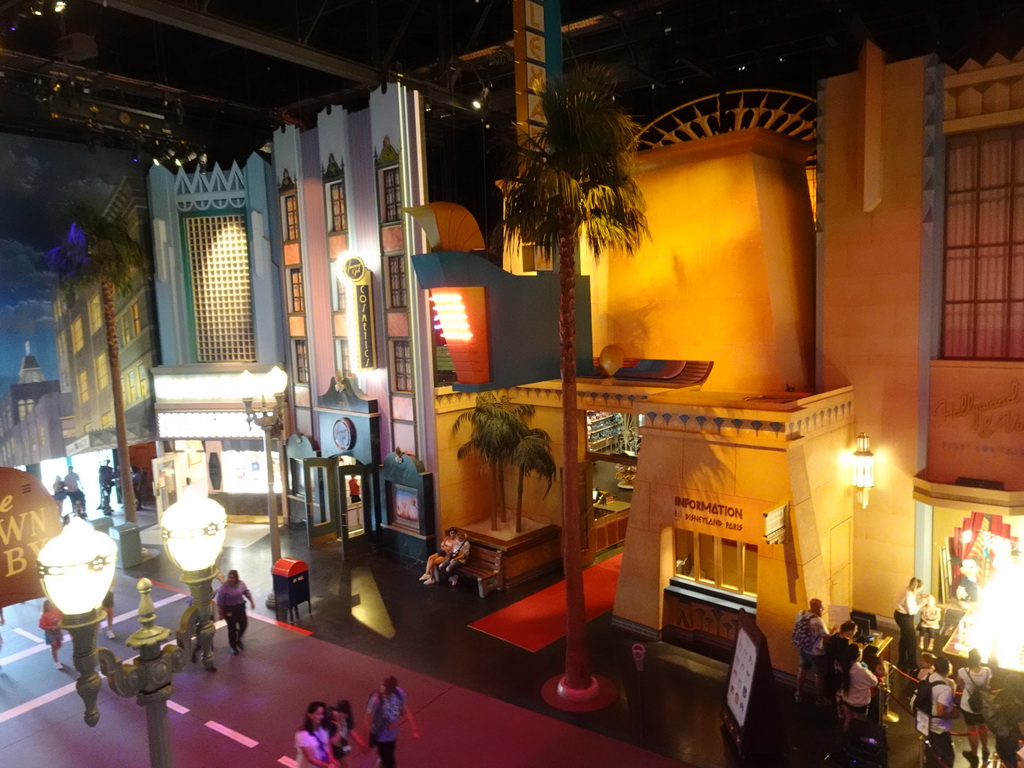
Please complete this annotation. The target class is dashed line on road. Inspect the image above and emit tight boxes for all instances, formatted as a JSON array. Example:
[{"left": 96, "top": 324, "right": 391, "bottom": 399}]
[
  {"left": 205, "top": 719, "right": 259, "bottom": 748},
  {"left": 13, "top": 628, "right": 42, "bottom": 643},
  {"left": 167, "top": 700, "right": 189, "bottom": 714}
]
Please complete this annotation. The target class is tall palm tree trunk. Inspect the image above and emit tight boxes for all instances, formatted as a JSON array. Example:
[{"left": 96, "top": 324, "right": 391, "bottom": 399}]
[
  {"left": 497, "top": 462, "right": 508, "bottom": 523},
  {"left": 558, "top": 208, "right": 589, "bottom": 691},
  {"left": 490, "top": 462, "right": 501, "bottom": 530},
  {"left": 515, "top": 470, "right": 525, "bottom": 534},
  {"left": 101, "top": 280, "right": 137, "bottom": 523}
]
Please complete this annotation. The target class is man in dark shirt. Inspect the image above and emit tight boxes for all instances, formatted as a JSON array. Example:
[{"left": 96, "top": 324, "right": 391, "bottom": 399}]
[
  {"left": 98, "top": 460, "right": 115, "bottom": 514},
  {"left": 824, "top": 621, "right": 858, "bottom": 701}
]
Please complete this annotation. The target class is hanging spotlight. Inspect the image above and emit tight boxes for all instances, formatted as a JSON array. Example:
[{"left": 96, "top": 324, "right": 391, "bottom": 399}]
[
  {"left": 152, "top": 157, "right": 160, "bottom": 167},
  {"left": 54, "top": 1, "right": 67, "bottom": 12},
  {"left": 174, "top": 157, "right": 183, "bottom": 167}
]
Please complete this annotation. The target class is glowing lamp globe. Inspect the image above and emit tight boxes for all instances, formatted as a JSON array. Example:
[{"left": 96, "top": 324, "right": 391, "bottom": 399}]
[
  {"left": 265, "top": 365, "right": 288, "bottom": 396},
  {"left": 598, "top": 345, "right": 626, "bottom": 376},
  {"left": 37, "top": 516, "right": 117, "bottom": 616},
  {"left": 238, "top": 369, "right": 258, "bottom": 400},
  {"left": 161, "top": 493, "right": 227, "bottom": 573}
]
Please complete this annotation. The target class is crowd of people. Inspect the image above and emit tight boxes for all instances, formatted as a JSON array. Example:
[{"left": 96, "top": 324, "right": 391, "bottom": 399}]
[
  {"left": 793, "top": 591, "right": 1024, "bottom": 768},
  {"left": 295, "top": 676, "right": 420, "bottom": 768}
]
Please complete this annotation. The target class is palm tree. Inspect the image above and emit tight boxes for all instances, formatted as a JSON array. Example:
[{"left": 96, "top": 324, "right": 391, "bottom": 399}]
[
  {"left": 452, "top": 393, "right": 533, "bottom": 530},
  {"left": 502, "top": 68, "right": 648, "bottom": 695},
  {"left": 48, "top": 202, "right": 147, "bottom": 523},
  {"left": 511, "top": 428, "right": 556, "bottom": 534}
]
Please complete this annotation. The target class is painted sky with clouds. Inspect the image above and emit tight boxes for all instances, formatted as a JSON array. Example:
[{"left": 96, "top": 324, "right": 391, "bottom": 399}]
[{"left": 0, "top": 133, "right": 142, "bottom": 392}]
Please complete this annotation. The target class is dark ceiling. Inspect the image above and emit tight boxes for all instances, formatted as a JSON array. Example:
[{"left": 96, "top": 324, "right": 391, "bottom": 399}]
[{"left": 0, "top": 0, "right": 1021, "bottom": 166}]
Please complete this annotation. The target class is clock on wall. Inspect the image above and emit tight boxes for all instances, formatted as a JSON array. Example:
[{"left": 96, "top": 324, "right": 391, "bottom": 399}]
[{"left": 332, "top": 418, "right": 356, "bottom": 451}]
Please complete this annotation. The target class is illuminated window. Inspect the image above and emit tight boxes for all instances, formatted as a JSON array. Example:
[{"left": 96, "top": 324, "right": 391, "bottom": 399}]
[
  {"left": 95, "top": 353, "right": 109, "bottom": 391},
  {"left": 101, "top": 411, "right": 114, "bottom": 428},
  {"left": 137, "top": 364, "right": 149, "bottom": 399},
  {"left": 387, "top": 254, "right": 408, "bottom": 309},
  {"left": 674, "top": 529, "right": 757, "bottom": 597},
  {"left": 328, "top": 181, "right": 347, "bottom": 233},
  {"left": 127, "top": 371, "right": 138, "bottom": 403},
  {"left": 289, "top": 268, "right": 305, "bottom": 313},
  {"left": 943, "top": 126, "right": 1024, "bottom": 359},
  {"left": 78, "top": 370, "right": 90, "bottom": 403},
  {"left": 391, "top": 339, "right": 412, "bottom": 392},
  {"left": 293, "top": 339, "right": 310, "bottom": 384},
  {"left": 283, "top": 193, "right": 300, "bottom": 241},
  {"left": 130, "top": 302, "right": 141, "bottom": 337},
  {"left": 380, "top": 167, "right": 401, "bottom": 223},
  {"left": 88, "top": 295, "right": 102, "bottom": 333},
  {"left": 71, "top": 318, "right": 84, "bottom": 352},
  {"left": 185, "top": 215, "right": 255, "bottom": 363}
]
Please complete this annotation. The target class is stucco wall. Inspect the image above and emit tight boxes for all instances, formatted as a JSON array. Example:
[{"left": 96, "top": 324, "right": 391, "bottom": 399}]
[{"left": 821, "top": 57, "right": 927, "bottom": 617}]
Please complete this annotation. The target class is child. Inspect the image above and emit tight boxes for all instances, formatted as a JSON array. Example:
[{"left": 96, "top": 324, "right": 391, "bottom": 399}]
[
  {"left": 917, "top": 594, "right": 942, "bottom": 651},
  {"left": 39, "top": 599, "right": 64, "bottom": 670},
  {"left": 917, "top": 651, "right": 936, "bottom": 681}
]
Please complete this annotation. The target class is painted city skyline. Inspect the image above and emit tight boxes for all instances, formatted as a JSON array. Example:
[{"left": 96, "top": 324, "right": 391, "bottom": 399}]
[{"left": 0, "top": 133, "right": 142, "bottom": 392}]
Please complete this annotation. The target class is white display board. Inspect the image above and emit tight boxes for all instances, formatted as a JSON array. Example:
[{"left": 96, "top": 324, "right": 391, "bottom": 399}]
[{"left": 726, "top": 626, "right": 757, "bottom": 727}]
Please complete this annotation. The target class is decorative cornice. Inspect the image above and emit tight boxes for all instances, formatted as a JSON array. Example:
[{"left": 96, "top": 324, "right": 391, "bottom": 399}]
[{"left": 174, "top": 163, "right": 246, "bottom": 212}]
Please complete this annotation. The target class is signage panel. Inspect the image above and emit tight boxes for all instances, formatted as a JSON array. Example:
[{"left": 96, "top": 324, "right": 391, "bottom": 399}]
[
  {"left": 342, "top": 256, "right": 378, "bottom": 370},
  {"left": 672, "top": 491, "right": 784, "bottom": 548}
]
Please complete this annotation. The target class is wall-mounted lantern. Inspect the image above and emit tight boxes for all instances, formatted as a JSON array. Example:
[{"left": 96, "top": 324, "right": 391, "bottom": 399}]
[{"left": 851, "top": 432, "right": 875, "bottom": 509}]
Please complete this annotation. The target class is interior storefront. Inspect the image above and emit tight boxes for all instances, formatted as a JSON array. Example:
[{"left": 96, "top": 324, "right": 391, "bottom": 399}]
[{"left": 586, "top": 410, "right": 640, "bottom": 553}]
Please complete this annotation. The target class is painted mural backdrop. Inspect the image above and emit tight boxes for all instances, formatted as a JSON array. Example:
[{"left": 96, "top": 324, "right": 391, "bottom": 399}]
[{"left": 0, "top": 133, "right": 140, "bottom": 394}]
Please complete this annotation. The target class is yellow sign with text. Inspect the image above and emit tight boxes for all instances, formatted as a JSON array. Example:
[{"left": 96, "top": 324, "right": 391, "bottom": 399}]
[{"left": 672, "top": 491, "right": 784, "bottom": 547}]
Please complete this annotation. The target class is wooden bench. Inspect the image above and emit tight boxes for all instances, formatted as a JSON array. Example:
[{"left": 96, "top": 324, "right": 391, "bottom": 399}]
[{"left": 435, "top": 545, "right": 504, "bottom": 597}]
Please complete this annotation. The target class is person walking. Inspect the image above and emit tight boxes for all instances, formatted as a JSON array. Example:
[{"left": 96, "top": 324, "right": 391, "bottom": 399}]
[
  {"left": 917, "top": 657, "right": 956, "bottom": 768},
  {"left": 958, "top": 647, "right": 992, "bottom": 766},
  {"left": 101, "top": 589, "right": 116, "bottom": 640},
  {"left": 98, "top": 460, "right": 115, "bottom": 514},
  {"left": 792, "top": 598, "right": 830, "bottom": 706},
  {"left": 894, "top": 577, "right": 923, "bottom": 672},
  {"left": 294, "top": 701, "right": 338, "bottom": 768},
  {"left": 39, "top": 599, "right": 64, "bottom": 669},
  {"left": 365, "top": 675, "right": 420, "bottom": 768},
  {"left": 63, "top": 466, "right": 85, "bottom": 518},
  {"left": 216, "top": 570, "right": 255, "bottom": 655}
]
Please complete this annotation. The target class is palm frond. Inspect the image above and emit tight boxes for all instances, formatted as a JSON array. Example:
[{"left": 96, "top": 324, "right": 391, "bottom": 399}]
[{"left": 47, "top": 202, "right": 147, "bottom": 302}]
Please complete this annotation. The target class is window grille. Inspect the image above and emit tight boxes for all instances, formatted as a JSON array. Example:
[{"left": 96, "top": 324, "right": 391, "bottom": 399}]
[
  {"left": 283, "top": 193, "right": 300, "bottom": 241},
  {"left": 387, "top": 254, "right": 408, "bottom": 309},
  {"left": 185, "top": 215, "right": 255, "bottom": 362},
  {"left": 392, "top": 339, "right": 412, "bottom": 392},
  {"left": 381, "top": 167, "right": 401, "bottom": 223},
  {"left": 328, "top": 181, "right": 347, "bottom": 233},
  {"left": 289, "top": 268, "right": 305, "bottom": 313},
  {"left": 294, "top": 339, "right": 310, "bottom": 384}
]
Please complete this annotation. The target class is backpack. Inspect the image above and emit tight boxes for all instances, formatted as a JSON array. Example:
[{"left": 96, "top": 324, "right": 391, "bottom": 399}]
[
  {"left": 791, "top": 611, "right": 817, "bottom": 654},
  {"left": 912, "top": 675, "right": 949, "bottom": 717}
]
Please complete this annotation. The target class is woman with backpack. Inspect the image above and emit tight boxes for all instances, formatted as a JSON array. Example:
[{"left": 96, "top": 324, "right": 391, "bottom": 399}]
[
  {"left": 957, "top": 647, "right": 992, "bottom": 766},
  {"left": 365, "top": 675, "right": 420, "bottom": 768}
]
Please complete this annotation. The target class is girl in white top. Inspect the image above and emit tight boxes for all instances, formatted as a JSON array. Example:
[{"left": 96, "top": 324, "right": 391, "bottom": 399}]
[
  {"left": 838, "top": 644, "right": 878, "bottom": 732},
  {"left": 295, "top": 701, "right": 339, "bottom": 768},
  {"left": 958, "top": 648, "right": 992, "bottom": 765}
]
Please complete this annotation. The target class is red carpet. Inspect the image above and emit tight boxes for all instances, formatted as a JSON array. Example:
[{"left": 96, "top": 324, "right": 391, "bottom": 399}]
[{"left": 470, "top": 554, "right": 622, "bottom": 652}]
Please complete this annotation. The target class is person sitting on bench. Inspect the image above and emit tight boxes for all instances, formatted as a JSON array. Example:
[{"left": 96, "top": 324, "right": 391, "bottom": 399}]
[
  {"left": 435, "top": 531, "right": 471, "bottom": 587},
  {"left": 420, "top": 527, "right": 457, "bottom": 584}
]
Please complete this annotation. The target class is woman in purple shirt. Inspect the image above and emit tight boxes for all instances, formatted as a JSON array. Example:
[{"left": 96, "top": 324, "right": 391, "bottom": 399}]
[{"left": 216, "top": 570, "right": 255, "bottom": 654}]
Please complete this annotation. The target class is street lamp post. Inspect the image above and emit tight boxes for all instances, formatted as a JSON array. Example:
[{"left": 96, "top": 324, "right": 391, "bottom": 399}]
[
  {"left": 239, "top": 365, "right": 288, "bottom": 610},
  {"left": 37, "top": 496, "right": 226, "bottom": 768}
]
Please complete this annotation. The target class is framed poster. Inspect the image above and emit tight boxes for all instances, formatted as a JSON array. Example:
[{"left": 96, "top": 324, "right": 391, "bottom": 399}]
[{"left": 389, "top": 483, "right": 420, "bottom": 531}]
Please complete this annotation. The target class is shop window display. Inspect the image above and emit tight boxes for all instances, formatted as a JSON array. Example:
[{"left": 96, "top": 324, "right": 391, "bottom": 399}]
[{"left": 942, "top": 512, "right": 1024, "bottom": 670}]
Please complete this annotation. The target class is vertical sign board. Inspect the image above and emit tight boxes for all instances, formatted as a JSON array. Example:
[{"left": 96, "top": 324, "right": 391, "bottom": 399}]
[
  {"left": 0, "top": 467, "right": 63, "bottom": 608},
  {"left": 513, "top": 0, "right": 563, "bottom": 138},
  {"left": 342, "top": 255, "right": 378, "bottom": 370},
  {"left": 721, "top": 610, "right": 786, "bottom": 759}
]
